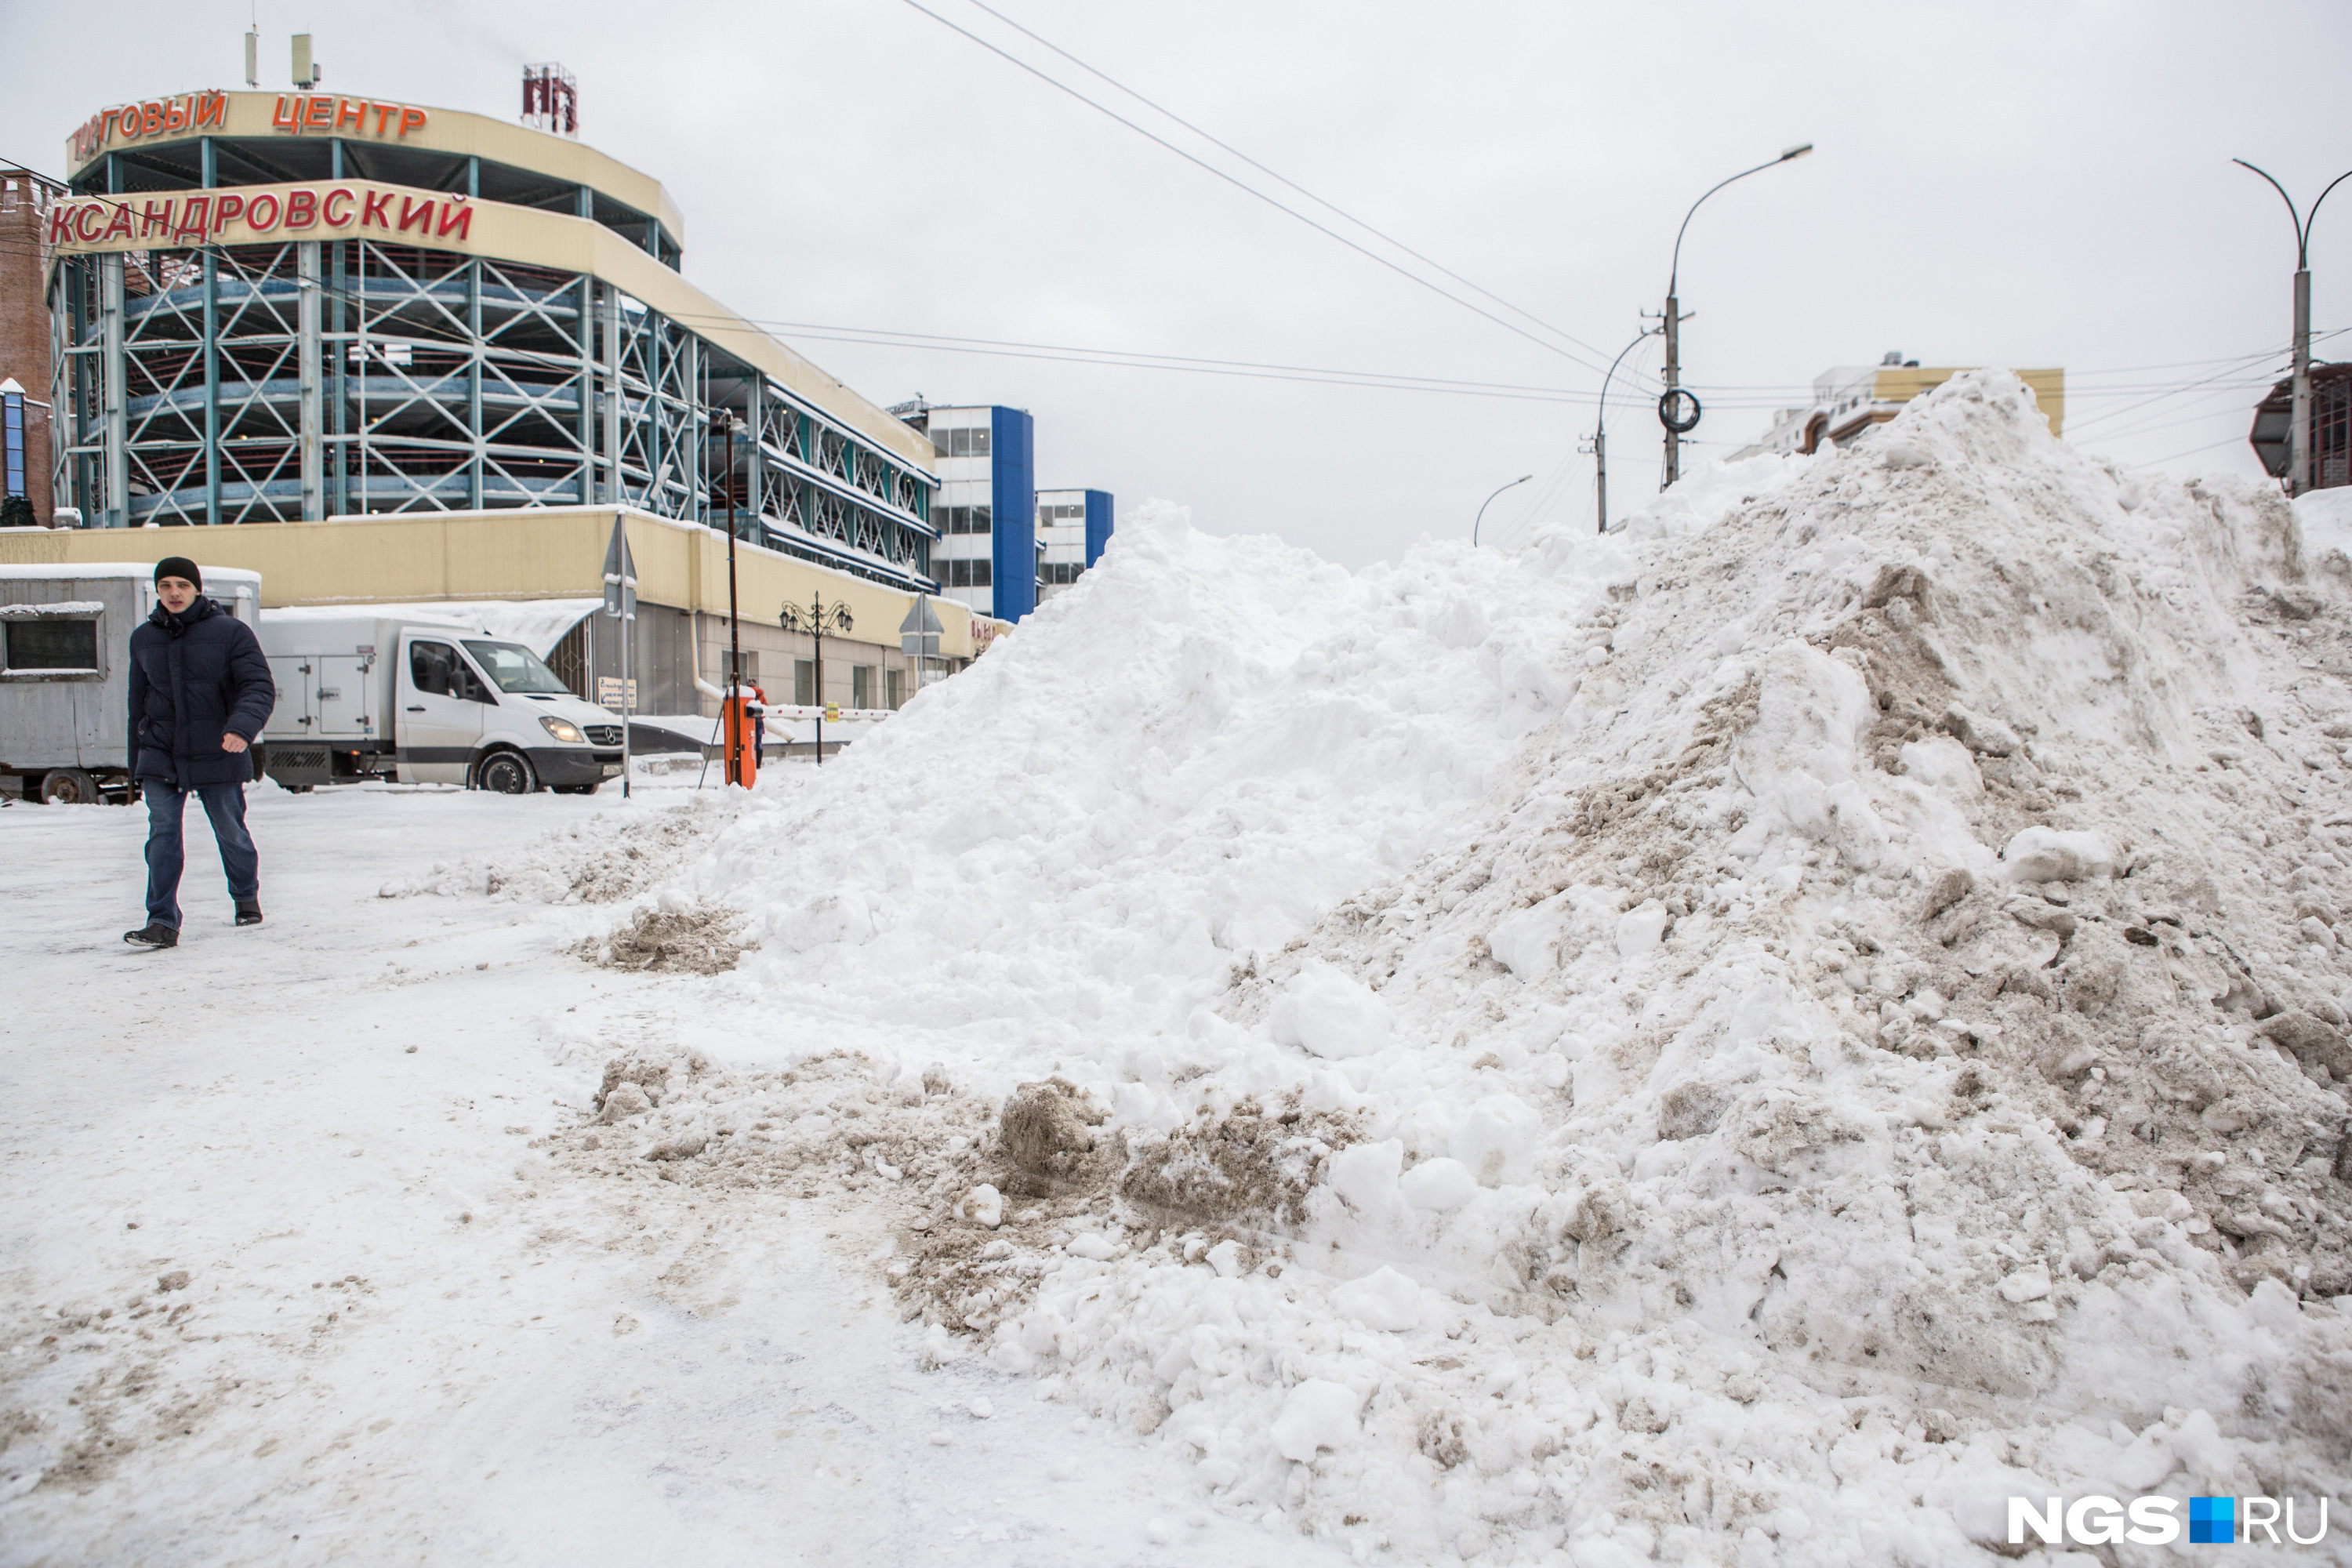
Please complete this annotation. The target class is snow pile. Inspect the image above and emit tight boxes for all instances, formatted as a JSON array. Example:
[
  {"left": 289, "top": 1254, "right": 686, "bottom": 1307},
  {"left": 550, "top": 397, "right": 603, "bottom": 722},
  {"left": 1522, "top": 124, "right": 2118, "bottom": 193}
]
[
  {"left": 582, "top": 376, "right": 2352, "bottom": 1562},
  {"left": 382, "top": 791, "right": 750, "bottom": 905}
]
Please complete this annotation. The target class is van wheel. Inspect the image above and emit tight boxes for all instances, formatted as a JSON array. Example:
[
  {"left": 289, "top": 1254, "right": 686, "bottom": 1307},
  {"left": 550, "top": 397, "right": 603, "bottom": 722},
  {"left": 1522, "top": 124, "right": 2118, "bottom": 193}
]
[
  {"left": 39, "top": 768, "right": 99, "bottom": 804},
  {"left": 476, "top": 750, "right": 537, "bottom": 795}
]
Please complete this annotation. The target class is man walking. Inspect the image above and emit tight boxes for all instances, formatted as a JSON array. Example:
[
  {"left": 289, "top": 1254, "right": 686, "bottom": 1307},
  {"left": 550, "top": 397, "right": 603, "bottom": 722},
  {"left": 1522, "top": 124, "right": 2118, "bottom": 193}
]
[{"left": 122, "top": 557, "right": 276, "bottom": 949}]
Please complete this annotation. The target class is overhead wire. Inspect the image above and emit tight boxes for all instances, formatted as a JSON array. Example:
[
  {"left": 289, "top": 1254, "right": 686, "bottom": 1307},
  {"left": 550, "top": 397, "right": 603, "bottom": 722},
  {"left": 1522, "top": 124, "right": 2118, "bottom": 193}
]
[
  {"left": 952, "top": 0, "right": 1623, "bottom": 372},
  {"left": 893, "top": 0, "right": 1624, "bottom": 382}
]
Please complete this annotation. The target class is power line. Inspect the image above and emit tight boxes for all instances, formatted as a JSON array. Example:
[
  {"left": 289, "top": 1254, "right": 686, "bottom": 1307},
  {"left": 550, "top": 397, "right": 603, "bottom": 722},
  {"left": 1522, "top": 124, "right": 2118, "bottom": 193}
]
[
  {"left": 895, "top": 0, "right": 1623, "bottom": 382},
  {"left": 691, "top": 315, "right": 1657, "bottom": 405},
  {"left": 953, "top": 0, "right": 1624, "bottom": 372}
]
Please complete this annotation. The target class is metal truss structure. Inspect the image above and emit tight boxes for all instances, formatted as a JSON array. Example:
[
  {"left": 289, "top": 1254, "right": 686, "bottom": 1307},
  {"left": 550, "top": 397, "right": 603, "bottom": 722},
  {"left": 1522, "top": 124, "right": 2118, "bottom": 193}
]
[{"left": 50, "top": 240, "right": 938, "bottom": 591}]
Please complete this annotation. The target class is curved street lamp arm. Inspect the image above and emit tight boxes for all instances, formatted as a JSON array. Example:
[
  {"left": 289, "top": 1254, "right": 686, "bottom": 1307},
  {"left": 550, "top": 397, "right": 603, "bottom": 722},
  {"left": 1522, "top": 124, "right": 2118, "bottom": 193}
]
[
  {"left": 1668, "top": 158, "right": 1783, "bottom": 296},
  {"left": 1596, "top": 326, "right": 1658, "bottom": 436},
  {"left": 2308, "top": 169, "right": 2352, "bottom": 252},
  {"left": 1473, "top": 474, "right": 1534, "bottom": 547},
  {"left": 2234, "top": 158, "right": 2308, "bottom": 263}
]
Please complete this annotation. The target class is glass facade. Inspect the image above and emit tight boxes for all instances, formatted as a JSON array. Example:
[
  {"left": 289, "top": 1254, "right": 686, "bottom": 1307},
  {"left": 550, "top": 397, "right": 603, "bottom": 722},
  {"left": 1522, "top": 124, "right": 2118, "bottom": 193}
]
[{"left": 49, "top": 135, "right": 940, "bottom": 594}]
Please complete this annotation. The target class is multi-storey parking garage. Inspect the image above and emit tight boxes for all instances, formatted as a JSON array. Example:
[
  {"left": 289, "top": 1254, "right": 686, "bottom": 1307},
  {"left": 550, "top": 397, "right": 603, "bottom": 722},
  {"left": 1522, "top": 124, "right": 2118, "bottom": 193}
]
[{"left": 45, "top": 89, "right": 939, "bottom": 593}]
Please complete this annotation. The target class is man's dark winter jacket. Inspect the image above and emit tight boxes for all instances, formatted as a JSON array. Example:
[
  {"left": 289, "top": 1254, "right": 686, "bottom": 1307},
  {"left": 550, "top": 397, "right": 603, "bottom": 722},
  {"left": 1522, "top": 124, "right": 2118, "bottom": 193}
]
[{"left": 127, "top": 596, "right": 277, "bottom": 788}]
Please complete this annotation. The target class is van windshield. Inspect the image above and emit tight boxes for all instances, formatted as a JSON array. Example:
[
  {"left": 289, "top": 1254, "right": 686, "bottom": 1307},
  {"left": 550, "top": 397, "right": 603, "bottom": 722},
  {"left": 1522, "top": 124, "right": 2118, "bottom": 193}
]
[{"left": 462, "top": 640, "right": 572, "bottom": 695}]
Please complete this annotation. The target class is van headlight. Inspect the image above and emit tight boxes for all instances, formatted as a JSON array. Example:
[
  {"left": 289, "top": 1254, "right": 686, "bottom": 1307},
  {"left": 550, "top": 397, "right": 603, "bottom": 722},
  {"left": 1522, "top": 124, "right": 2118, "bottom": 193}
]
[{"left": 539, "top": 717, "right": 585, "bottom": 744}]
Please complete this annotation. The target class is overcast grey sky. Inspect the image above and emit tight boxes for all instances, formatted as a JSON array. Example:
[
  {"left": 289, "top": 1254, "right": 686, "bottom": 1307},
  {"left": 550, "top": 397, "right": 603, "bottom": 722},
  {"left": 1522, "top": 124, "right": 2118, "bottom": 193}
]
[{"left": 9, "top": 1, "right": 2345, "bottom": 565}]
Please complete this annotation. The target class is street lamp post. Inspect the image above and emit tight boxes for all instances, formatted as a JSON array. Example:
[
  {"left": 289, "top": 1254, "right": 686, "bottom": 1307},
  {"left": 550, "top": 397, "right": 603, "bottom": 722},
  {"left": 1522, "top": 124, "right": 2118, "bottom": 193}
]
[
  {"left": 1592, "top": 326, "right": 1657, "bottom": 533},
  {"left": 2234, "top": 159, "right": 2351, "bottom": 496},
  {"left": 1661, "top": 143, "right": 1813, "bottom": 489},
  {"left": 779, "top": 592, "right": 853, "bottom": 766},
  {"left": 1473, "top": 474, "right": 1533, "bottom": 546}
]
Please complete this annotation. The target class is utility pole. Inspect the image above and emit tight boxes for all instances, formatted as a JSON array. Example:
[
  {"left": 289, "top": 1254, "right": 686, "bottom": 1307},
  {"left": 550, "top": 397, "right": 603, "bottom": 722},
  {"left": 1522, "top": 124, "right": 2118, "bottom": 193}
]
[
  {"left": 1661, "top": 143, "right": 1812, "bottom": 489},
  {"left": 723, "top": 413, "right": 745, "bottom": 786},
  {"left": 2234, "top": 160, "right": 2350, "bottom": 496}
]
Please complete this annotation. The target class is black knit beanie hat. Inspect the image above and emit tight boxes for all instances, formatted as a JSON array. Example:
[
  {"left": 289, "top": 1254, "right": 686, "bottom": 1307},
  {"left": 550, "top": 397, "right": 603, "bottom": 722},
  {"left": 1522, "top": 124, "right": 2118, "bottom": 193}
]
[{"left": 154, "top": 556, "right": 202, "bottom": 590}]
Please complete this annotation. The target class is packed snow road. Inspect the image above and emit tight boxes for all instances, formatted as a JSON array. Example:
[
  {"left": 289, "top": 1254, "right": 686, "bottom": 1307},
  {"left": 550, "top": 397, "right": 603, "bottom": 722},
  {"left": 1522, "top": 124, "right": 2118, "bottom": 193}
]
[{"left": 0, "top": 781, "right": 1343, "bottom": 1567}]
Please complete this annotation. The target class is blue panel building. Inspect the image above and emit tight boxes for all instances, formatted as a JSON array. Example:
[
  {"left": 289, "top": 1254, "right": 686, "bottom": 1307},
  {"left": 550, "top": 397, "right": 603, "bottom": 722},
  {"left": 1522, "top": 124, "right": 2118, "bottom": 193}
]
[
  {"left": 1037, "top": 486, "right": 1114, "bottom": 604},
  {"left": 898, "top": 401, "right": 1042, "bottom": 622}
]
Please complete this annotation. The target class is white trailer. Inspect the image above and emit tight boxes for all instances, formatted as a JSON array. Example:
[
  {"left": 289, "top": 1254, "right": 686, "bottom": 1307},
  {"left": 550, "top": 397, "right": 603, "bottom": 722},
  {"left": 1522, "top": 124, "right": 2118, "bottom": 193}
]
[
  {"left": 0, "top": 563, "right": 263, "bottom": 804},
  {"left": 258, "top": 609, "right": 627, "bottom": 793}
]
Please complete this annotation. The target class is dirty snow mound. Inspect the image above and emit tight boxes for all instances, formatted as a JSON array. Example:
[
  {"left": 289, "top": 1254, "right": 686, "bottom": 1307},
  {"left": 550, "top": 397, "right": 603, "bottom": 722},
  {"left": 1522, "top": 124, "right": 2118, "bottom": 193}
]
[
  {"left": 591, "top": 383, "right": 2352, "bottom": 1563},
  {"left": 379, "top": 791, "right": 749, "bottom": 905}
]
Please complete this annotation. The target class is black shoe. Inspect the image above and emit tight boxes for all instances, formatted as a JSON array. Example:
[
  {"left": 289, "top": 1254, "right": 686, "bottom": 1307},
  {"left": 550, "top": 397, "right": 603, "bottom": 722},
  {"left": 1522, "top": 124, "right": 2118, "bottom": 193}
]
[
  {"left": 235, "top": 902, "right": 263, "bottom": 927},
  {"left": 125, "top": 924, "right": 179, "bottom": 949}
]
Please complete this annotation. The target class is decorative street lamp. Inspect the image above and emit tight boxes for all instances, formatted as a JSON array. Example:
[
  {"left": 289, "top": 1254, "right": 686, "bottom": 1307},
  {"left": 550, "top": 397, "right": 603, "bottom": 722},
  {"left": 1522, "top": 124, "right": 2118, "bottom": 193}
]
[
  {"left": 779, "top": 592, "right": 854, "bottom": 765},
  {"left": 2234, "top": 158, "right": 2352, "bottom": 496},
  {"left": 1660, "top": 143, "right": 1813, "bottom": 489},
  {"left": 1472, "top": 474, "right": 1534, "bottom": 546}
]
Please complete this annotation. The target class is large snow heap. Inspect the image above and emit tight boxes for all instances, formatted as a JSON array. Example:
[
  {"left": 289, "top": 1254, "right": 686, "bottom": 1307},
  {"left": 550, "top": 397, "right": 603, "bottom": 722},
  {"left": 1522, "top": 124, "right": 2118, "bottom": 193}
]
[{"left": 585, "top": 372, "right": 2352, "bottom": 1563}]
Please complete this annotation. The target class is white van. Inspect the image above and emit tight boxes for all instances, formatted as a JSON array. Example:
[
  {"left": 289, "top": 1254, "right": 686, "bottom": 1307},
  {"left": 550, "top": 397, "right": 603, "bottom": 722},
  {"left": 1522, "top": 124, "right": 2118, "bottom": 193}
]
[{"left": 260, "top": 611, "right": 626, "bottom": 793}]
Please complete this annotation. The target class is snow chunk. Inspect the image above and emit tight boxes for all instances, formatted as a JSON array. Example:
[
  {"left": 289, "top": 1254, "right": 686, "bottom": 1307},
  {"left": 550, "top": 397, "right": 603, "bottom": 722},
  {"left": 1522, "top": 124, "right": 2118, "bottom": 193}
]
[
  {"left": 1269, "top": 963, "right": 1392, "bottom": 1059},
  {"left": 1997, "top": 1263, "right": 2052, "bottom": 1303},
  {"left": 1399, "top": 1157, "right": 1478, "bottom": 1211},
  {"left": 1327, "top": 1139, "right": 1403, "bottom": 1212},
  {"left": 1488, "top": 905, "right": 1565, "bottom": 978},
  {"left": 1330, "top": 1266, "right": 1423, "bottom": 1330},
  {"left": 1268, "top": 1378, "right": 1363, "bottom": 1462},
  {"left": 959, "top": 1184, "right": 1004, "bottom": 1228},
  {"left": 1999, "top": 827, "right": 2116, "bottom": 884},
  {"left": 1449, "top": 1095, "right": 1541, "bottom": 1187},
  {"left": 1616, "top": 902, "right": 1670, "bottom": 959}
]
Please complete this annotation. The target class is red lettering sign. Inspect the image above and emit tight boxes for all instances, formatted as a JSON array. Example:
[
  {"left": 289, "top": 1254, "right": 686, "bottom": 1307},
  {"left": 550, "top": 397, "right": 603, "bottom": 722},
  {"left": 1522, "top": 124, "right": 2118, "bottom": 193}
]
[
  {"left": 49, "top": 204, "right": 75, "bottom": 245},
  {"left": 394, "top": 195, "right": 434, "bottom": 234},
  {"left": 74, "top": 204, "right": 105, "bottom": 242},
  {"left": 210, "top": 193, "right": 245, "bottom": 234},
  {"left": 360, "top": 191, "right": 392, "bottom": 229},
  {"left": 436, "top": 201, "right": 473, "bottom": 241},
  {"left": 321, "top": 187, "right": 356, "bottom": 228},
  {"left": 101, "top": 202, "right": 136, "bottom": 241},
  {"left": 284, "top": 190, "right": 318, "bottom": 229},
  {"left": 172, "top": 197, "right": 212, "bottom": 243},
  {"left": 140, "top": 198, "right": 173, "bottom": 238},
  {"left": 246, "top": 192, "right": 281, "bottom": 230}
]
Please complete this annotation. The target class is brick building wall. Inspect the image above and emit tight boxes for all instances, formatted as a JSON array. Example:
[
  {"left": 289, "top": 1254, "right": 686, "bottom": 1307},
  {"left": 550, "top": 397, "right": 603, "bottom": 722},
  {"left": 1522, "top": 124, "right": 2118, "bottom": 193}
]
[{"left": 0, "top": 166, "right": 64, "bottom": 525}]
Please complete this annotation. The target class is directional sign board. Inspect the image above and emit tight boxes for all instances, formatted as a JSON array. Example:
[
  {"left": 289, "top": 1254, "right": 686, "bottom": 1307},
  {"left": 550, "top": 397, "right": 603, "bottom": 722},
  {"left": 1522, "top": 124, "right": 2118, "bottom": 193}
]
[
  {"left": 898, "top": 594, "right": 942, "bottom": 659},
  {"left": 601, "top": 514, "right": 637, "bottom": 621}
]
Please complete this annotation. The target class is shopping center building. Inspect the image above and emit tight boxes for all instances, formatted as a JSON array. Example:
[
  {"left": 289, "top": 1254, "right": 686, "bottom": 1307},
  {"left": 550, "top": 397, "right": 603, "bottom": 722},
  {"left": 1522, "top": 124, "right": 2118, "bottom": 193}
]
[{"left": 12, "top": 78, "right": 1000, "bottom": 713}]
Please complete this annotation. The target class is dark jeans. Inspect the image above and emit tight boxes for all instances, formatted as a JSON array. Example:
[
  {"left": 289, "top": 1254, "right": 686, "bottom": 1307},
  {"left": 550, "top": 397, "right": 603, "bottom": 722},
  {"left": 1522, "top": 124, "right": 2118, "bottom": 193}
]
[{"left": 143, "top": 780, "right": 260, "bottom": 930}]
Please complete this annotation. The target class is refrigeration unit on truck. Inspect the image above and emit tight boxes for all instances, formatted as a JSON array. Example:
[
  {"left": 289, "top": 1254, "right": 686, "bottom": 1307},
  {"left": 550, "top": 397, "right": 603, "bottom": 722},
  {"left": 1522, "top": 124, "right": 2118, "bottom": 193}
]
[
  {"left": 1, "top": 563, "right": 264, "bottom": 804},
  {"left": 257, "top": 611, "right": 626, "bottom": 793}
]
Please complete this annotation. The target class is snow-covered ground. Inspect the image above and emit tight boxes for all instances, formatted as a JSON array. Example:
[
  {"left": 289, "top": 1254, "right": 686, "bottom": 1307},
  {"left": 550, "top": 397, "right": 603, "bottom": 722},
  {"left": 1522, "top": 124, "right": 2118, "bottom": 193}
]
[
  {"left": 0, "top": 781, "right": 1348, "bottom": 1566},
  {"left": 10, "top": 373, "right": 2352, "bottom": 1566}
]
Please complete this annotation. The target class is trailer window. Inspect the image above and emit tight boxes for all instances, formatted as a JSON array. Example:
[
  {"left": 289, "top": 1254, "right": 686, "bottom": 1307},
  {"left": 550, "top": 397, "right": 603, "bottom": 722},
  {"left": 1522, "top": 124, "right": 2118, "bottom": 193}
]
[
  {"left": 3, "top": 618, "right": 99, "bottom": 672},
  {"left": 463, "top": 641, "right": 572, "bottom": 695}
]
